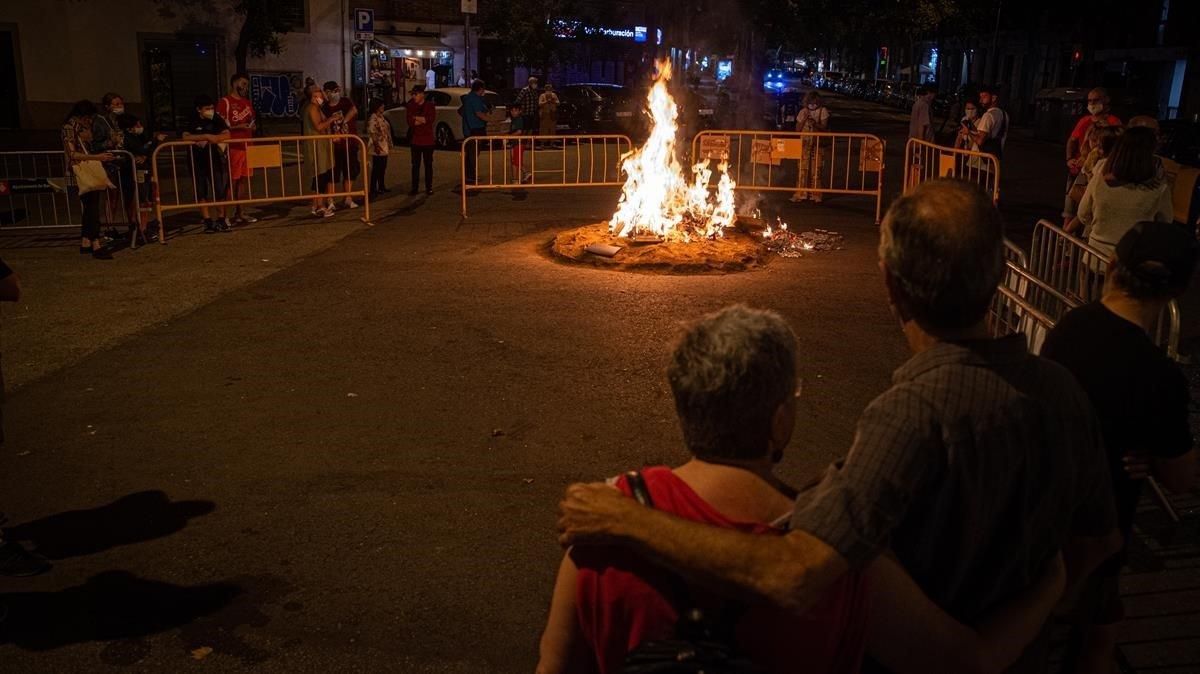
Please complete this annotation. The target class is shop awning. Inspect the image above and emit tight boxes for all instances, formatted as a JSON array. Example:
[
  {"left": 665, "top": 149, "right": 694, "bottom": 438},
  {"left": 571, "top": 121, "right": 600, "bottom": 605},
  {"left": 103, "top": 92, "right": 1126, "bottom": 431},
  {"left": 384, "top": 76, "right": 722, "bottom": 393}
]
[{"left": 376, "top": 35, "right": 455, "bottom": 58}]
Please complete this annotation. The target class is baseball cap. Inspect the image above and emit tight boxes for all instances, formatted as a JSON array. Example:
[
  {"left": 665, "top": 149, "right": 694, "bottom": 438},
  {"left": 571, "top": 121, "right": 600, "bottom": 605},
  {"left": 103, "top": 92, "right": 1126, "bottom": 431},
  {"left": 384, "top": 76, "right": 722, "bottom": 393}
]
[{"left": 1115, "top": 221, "right": 1199, "bottom": 292}]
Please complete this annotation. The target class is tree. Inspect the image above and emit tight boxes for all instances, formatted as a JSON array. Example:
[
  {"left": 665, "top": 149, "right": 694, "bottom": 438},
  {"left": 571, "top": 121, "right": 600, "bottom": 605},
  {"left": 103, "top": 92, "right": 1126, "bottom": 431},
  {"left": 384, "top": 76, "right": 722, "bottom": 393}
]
[
  {"left": 478, "top": 0, "right": 586, "bottom": 82},
  {"left": 153, "top": 0, "right": 297, "bottom": 75}
]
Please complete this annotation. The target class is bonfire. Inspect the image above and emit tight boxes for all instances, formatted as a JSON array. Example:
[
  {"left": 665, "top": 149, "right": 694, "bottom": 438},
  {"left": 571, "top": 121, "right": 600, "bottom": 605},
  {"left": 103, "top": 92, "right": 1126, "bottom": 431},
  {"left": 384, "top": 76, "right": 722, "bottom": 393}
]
[{"left": 609, "top": 60, "right": 736, "bottom": 242}]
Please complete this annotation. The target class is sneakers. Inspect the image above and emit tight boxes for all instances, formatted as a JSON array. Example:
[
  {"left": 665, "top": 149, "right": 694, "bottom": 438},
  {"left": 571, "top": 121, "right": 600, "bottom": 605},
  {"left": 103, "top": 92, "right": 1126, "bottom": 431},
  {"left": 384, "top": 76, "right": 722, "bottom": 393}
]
[
  {"left": 0, "top": 541, "right": 51, "bottom": 577},
  {"left": 312, "top": 207, "right": 334, "bottom": 219},
  {"left": 343, "top": 198, "right": 360, "bottom": 209},
  {"left": 233, "top": 212, "right": 258, "bottom": 224},
  {"left": 203, "top": 219, "right": 232, "bottom": 234}
]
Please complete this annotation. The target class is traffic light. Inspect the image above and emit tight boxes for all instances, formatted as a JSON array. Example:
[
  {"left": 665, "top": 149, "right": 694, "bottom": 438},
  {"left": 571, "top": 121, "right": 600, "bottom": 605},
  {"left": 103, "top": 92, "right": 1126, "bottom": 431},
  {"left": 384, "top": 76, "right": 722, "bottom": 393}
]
[
  {"left": 880, "top": 46, "right": 889, "bottom": 66},
  {"left": 1071, "top": 45, "right": 1083, "bottom": 66}
]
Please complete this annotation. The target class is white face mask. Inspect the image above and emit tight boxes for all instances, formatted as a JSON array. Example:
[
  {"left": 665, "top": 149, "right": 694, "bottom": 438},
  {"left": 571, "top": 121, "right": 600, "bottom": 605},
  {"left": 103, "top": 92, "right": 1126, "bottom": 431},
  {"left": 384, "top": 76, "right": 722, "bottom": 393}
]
[
  {"left": 111, "top": 106, "right": 125, "bottom": 116},
  {"left": 200, "top": 109, "right": 215, "bottom": 120},
  {"left": 1087, "top": 102, "right": 1103, "bottom": 115},
  {"left": 965, "top": 109, "right": 978, "bottom": 120},
  {"left": 314, "top": 97, "right": 324, "bottom": 107},
  {"left": 807, "top": 103, "right": 818, "bottom": 110},
  {"left": 328, "top": 92, "right": 341, "bottom": 104},
  {"left": 132, "top": 126, "right": 144, "bottom": 135}
]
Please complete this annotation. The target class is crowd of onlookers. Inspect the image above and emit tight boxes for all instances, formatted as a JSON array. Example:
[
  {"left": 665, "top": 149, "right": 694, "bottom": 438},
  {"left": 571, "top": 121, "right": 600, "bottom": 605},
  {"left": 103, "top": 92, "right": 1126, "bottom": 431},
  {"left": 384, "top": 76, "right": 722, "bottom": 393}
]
[{"left": 541, "top": 178, "right": 1198, "bottom": 674}]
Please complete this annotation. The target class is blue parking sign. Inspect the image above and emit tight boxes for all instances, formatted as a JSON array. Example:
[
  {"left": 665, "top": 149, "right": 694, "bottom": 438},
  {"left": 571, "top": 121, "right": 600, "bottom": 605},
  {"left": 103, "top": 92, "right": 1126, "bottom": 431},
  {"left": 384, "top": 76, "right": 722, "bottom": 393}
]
[{"left": 354, "top": 8, "right": 374, "bottom": 32}]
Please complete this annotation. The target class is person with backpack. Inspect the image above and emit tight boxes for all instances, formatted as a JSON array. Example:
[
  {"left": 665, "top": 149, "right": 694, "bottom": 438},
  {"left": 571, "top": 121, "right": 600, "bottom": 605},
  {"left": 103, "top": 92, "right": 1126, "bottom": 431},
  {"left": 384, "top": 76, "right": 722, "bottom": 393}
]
[
  {"left": 540, "top": 304, "right": 1070, "bottom": 674},
  {"left": 970, "top": 84, "right": 1008, "bottom": 163}
]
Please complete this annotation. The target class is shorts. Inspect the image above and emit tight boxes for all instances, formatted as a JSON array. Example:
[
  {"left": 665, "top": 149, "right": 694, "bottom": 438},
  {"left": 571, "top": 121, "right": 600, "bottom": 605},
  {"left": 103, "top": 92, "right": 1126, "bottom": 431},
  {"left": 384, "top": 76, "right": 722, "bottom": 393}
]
[
  {"left": 195, "top": 162, "right": 230, "bottom": 201},
  {"left": 331, "top": 144, "right": 361, "bottom": 182},
  {"left": 227, "top": 147, "right": 253, "bottom": 181},
  {"left": 311, "top": 169, "right": 333, "bottom": 193}
]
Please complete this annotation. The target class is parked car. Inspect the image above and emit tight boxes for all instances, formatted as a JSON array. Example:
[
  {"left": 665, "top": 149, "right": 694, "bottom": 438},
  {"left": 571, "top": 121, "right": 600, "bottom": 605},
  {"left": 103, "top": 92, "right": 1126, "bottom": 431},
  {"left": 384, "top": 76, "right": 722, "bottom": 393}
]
[
  {"left": 556, "top": 84, "right": 642, "bottom": 134},
  {"left": 383, "top": 87, "right": 509, "bottom": 150}
]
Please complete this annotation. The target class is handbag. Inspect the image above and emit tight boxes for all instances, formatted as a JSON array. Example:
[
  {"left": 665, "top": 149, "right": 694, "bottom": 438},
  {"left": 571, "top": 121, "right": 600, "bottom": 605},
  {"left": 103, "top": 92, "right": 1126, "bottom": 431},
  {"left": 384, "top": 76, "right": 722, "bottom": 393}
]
[
  {"left": 72, "top": 160, "right": 115, "bottom": 195},
  {"left": 619, "top": 471, "right": 763, "bottom": 674}
]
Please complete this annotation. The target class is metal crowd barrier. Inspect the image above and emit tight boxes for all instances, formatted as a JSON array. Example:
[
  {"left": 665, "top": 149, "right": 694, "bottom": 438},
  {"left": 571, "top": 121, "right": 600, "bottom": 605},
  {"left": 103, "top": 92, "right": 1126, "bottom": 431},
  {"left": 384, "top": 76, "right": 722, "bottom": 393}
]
[
  {"left": 151, "top": 134, "right": 371, "bottom": 243},
  {"left": 1, "top": 149, "right": 140, "bottom": 233},
  {"left": 903, "top": 138, "right": 1001, "bottom": 204},
  {"left": 990, "top": 283, "right": 1058, "bottom": 354},
  {"left": 1023, "top": 220, "right": 1182, "bottom": 359},
  {"left": 459, "top": 134, "right": 634, "bottom": 217},
  {"left": 1003, "top": 239, "right": 1028, "bottom": 269},
  {"left": 691, "top": 130, "right": 886, "bottom": 223}
]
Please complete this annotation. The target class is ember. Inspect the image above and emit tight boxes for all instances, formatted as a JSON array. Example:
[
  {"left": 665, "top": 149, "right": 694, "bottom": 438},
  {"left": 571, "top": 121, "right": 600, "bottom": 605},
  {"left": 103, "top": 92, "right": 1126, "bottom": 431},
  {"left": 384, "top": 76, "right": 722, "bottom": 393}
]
[
  {"left": 762, "top": 219, "right": 844, "bottom": 257},
  {"left": 609, "top": 60, "right": 736, "bottom": 242}
]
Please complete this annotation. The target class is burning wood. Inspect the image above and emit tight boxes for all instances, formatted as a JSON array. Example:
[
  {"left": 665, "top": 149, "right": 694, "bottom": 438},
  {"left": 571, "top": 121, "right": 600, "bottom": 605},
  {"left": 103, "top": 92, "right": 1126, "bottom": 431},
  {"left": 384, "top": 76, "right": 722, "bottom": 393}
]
[{"left": 609, "top": 60, "right": 736, "bottom": 242}]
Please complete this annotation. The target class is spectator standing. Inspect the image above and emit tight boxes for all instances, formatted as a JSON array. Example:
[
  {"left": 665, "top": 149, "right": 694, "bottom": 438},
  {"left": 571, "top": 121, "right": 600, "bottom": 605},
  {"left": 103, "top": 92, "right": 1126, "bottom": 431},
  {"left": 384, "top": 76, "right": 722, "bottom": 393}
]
[
  {"left": 790, "top": 91, "right": 830, "bottom": 203},
  {"left": 366, "top": 99, "right": 392, "bottom": 198},
  {"left": 300, "top": 85, "right": 338, "bottom": 218},
  {"left": 506, "top": 104, "right": 531, "bottom": 184},
  {"left": 218, "top": 72, "right": 258, "bottom": 225},
  {"left": 538, "top": 83, "right": 559, "bottom": 137},
  {"left": 539, "top": 305, "right": 1068, "bottom": 674},
  {"left": 92, "top": 92, "right": 137, "bottom": 225},
  {"left": 1063, "top": 88, "right": 1121, "bottom": 225},
  {"left": 1042, "top": 221, "right": 1198, "bottom": 674},
  {"left": 558, "top": 180, "right": 1121, "bottom": 674},
  {"left": 1073, "top": 127, "right": 1173, "bottom": 258},
  {"left": 183, "top": 95, "right": 232, "bottom": 233},
  {"left": 458, "top": 79, "right": 491, "bottom": 187},
  {"left": 405, "top": 85, "right": 437, "bottom": 196},
  {"left": 116, "top": 112, "right": 167, "bottom": 242},
  {"left": 971, "top": 85, "right": 1009, "bottom": 162},
  {"left": 62, "top": 100, "right": 115, "bottom": 259},
  {"left": 322, "top": 80, "right": 361, "bottom": 211},
  {"left": 0, "top": 259, "right": 52, "bottom": 577},
  {"left": 908, "top": 85, "right": 935, "bottom": 143},
  {"left": 515, "top": 76, "right": 540, "bottom": 136}
]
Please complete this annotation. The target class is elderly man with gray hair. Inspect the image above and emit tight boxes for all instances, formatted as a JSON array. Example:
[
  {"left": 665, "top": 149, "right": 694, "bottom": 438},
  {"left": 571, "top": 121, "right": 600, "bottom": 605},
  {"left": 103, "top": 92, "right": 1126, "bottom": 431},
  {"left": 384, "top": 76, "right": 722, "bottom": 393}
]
[{"left": 557, "top": 180, "right": 1121, "bottom": 673}]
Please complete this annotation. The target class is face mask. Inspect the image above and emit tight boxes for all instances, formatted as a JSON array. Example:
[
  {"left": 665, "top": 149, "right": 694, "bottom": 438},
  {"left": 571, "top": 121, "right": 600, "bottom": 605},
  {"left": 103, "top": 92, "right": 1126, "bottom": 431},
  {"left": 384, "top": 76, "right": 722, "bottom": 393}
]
[
  {"left": 112, "top": 106, "right": 125, "bottom": 115},
  {"left": 236, "top": 84, "right": 248, "bottom": 96},
  {"left": 807, "top": 103, "right": 818, "bottom": 110},
  {"left": 132, "top": 126, "right": 144, "bottom": 135},
  {"left": 328, "top": 92, "right": 341, "bottom": 104},
  {"left": 965, "top": 109, "right": 977, "bottom": 120},
  {"left": 314, "top": 97, "right": 324, "bottom": 106},
  {"left": 201, "top": 109, "right": 215, "bottom": 120},
  {"left": 1087, "top": 102, "right": 1103, "bottom": 115}
]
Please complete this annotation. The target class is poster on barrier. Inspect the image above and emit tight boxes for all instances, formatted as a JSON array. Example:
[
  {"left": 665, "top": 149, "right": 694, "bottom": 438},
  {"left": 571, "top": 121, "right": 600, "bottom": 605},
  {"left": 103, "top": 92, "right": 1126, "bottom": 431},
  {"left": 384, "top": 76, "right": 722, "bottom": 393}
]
[
  {"left": 772, "top": 138, "right": 804, "bottom": 159},
  {"left": 859, "top": 139, "right": 883, "bottom": 172},
  {"left": 698, "top": 135, "right": 730, "bottom": 160},
  {"left": 751, "top": 139, "right": 780, "bottom": 165},
  {"left": 939, "top": 154, "right": 957, "bottom": 177}
]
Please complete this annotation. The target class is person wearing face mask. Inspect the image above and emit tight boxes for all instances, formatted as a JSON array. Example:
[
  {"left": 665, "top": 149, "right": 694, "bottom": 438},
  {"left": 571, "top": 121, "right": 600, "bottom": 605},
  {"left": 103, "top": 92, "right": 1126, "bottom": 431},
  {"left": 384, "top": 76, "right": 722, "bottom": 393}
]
[
  {"left": 322, "top": 80, "right": 361, "bottom": 211},
  {"left": 302, "top": 85, "right": 338, "bottom": 217},
  {"left": 954, "top": 98, "right": 981, "bottom": 152},
  {"left": 790, "top": 91, "right": 830, "bottom": 203},
  {"left": 1064, "top": 88, "right": 1122, "bottom": 225},
  {"left": 183, "top": 94, "right": 232, "bottom": 233},
  {"left": 93, "top": 92, "right": 139, "bottom": 226},
  {"left": 218, "top": 73, "right": 258, "bottom": 226},
  {"left": 117, "top": 112, "right": 168, "bottom": 243}
]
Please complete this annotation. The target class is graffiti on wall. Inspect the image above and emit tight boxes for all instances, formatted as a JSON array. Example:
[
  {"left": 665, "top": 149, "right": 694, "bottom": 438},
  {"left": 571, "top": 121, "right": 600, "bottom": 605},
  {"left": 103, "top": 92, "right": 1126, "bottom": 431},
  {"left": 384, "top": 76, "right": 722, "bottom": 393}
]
[{"left": 250, "top": 72, "right": 302, "bottom": 118}]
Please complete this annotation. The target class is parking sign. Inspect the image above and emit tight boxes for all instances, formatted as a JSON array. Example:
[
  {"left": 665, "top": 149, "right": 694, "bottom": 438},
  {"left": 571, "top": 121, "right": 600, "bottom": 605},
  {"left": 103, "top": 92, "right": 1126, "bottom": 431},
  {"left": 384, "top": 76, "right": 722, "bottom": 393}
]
[{"left": 354, "top": 8, "right": 374, "bottom": 32}]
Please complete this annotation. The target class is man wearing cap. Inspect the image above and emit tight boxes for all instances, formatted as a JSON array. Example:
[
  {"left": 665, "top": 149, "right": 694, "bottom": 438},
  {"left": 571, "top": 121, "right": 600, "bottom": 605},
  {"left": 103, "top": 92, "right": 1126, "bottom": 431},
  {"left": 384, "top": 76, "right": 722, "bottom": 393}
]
[
  {"left": 1042, "top": 221, "right": 1199, "bottom": 673},
  {"left": 405, "top": 84, "right": 437, "bottom": 195},
  {"left": 516, "top": 76, "right": 540, "bottom": 137}
]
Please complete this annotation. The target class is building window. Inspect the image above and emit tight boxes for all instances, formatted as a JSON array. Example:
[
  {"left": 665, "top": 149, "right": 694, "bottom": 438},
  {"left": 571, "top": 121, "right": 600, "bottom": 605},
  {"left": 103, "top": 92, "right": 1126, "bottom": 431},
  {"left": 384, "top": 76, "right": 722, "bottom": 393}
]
[{"left": 278, "top": 0, "right": 307, "bottom": 32}]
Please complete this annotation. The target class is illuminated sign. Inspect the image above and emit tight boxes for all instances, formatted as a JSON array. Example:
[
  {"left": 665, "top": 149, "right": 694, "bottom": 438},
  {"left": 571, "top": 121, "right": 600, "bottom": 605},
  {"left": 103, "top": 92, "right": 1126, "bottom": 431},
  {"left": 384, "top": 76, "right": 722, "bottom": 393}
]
[
  {"left": 552, "top": 19, "right": 655, "bottom": 43},
  {"left": 634, "top": 26, "right": 647, "bottom": 43}
]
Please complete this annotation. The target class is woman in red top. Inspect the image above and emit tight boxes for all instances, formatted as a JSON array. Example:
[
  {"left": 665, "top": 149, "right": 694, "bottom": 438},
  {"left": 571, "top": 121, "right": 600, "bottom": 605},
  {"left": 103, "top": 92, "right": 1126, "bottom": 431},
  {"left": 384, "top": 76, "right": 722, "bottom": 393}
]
[{"left": 536, "top": 306, "right": 1066, "bottom": 674}]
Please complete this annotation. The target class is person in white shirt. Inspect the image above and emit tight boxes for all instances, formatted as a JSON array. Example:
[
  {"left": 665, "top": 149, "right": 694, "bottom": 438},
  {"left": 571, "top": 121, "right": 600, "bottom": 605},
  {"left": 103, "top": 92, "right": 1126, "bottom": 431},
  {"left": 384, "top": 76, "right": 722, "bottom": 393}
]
[
  {"left": 791, "top": 91, "right": 831, "bottom": 203},
  {"left": 1074, "top": 127, "right": 1173, "bottom": 260},
  {"left": 970, "top": 85, "right": 1008, "bottom": 161}
]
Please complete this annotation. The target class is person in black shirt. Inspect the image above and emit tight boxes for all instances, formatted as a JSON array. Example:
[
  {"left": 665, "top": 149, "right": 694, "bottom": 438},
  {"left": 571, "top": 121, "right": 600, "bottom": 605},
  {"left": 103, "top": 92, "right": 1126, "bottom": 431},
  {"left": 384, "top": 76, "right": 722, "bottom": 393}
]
[
  {"left": 1041, "top": 220, "right": 1199, "bottom": 674},
  {"left": 183, "top": 95, "right": 232, "bottom": 233}
]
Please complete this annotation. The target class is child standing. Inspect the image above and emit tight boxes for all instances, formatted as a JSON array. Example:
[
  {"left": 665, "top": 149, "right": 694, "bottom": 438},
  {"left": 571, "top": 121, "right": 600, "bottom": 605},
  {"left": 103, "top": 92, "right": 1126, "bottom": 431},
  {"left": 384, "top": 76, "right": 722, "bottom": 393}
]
[
  {"left": 366, "top": 99, "right": 392, "bottom": 199},
  {"left": 508, "top": 103, "right": 531, "bottom": 184}
]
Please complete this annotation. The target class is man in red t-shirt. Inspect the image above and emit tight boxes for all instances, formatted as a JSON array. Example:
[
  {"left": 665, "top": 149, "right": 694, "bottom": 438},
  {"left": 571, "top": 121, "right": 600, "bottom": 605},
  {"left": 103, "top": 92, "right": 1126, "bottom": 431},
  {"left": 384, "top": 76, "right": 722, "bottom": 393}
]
[
  {"left": 1064, "top": 87, "right": 1121, "bottom": 221},
  {"left": 322, "top": 80, "right": 361, "bottom": 210},
  {"left": 218, "top": 72, "right": 257, "bottom": 224}
]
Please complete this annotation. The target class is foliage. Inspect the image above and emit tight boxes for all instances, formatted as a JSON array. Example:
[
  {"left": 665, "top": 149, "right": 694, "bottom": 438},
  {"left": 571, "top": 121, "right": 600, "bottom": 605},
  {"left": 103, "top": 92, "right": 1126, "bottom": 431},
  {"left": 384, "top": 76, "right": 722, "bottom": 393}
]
[
  {"left": 152, "top": 0, "right": 296, "bottom": 73},
  {"left": 478, "top": 0, "right": 586, "bottom": 75}
]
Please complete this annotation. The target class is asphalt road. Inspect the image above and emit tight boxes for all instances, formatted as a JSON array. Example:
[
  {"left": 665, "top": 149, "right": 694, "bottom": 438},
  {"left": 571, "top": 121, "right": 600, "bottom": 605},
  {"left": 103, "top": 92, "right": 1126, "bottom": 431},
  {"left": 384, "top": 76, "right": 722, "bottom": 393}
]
[{"left": 0, "top": 92, "right": 1195, "bottom": 672}]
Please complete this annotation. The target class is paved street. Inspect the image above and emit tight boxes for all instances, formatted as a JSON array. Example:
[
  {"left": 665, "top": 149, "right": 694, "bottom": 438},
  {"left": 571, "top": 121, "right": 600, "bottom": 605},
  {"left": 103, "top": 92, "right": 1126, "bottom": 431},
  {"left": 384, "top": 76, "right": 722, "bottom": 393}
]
[{"left": 0, "top": 94, "right": 1196, "bottom": 672}]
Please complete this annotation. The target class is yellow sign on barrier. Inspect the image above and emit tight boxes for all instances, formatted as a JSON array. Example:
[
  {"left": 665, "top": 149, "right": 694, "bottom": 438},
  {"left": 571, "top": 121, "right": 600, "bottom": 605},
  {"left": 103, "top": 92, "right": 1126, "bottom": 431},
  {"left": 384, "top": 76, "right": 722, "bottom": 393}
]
[{"left": 247, "top": 144, "right": 283, "bottom": 170}]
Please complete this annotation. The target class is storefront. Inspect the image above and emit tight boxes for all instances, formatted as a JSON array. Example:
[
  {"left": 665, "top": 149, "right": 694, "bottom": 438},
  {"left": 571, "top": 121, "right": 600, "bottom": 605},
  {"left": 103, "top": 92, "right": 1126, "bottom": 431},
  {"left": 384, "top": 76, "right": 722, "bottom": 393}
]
[{"left": 358, "top": 34, "right": 456, "bottom": 106}]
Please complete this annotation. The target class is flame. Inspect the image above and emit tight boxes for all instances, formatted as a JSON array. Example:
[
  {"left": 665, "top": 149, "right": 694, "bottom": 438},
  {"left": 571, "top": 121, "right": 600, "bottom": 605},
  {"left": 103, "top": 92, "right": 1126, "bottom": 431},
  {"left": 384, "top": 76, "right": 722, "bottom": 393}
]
[{"left": 609, "top": 60, "right": 736, "bottom": 241}]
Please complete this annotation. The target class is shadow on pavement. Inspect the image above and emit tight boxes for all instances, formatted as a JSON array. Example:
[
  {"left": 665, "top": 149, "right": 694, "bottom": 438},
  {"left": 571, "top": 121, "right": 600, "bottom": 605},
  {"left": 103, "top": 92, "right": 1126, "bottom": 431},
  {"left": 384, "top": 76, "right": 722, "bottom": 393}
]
[
  {"left": 3, "top": 490, "right": 215, "bottom": 560},
  {"left": 0, "top": 571, "right": 241, "bottom": 652}
]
